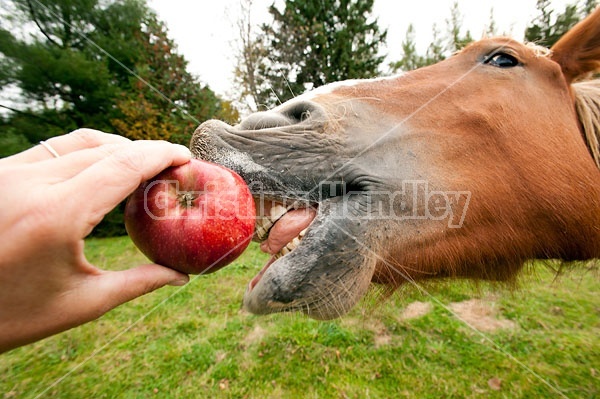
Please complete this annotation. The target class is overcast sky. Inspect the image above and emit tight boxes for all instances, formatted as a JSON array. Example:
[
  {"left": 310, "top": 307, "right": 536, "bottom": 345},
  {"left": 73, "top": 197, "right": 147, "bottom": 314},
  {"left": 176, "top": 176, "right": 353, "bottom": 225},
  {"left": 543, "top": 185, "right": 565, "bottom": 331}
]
[{"left": 147, "top": 0, "right": 575, "bottom": 98}]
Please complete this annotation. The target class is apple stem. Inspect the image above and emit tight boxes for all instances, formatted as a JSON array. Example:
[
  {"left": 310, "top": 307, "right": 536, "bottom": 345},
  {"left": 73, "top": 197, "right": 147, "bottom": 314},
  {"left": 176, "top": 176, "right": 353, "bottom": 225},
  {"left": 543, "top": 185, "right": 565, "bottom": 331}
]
[{"left": 179, "top": 192, "right": 197, "bottom": 208}]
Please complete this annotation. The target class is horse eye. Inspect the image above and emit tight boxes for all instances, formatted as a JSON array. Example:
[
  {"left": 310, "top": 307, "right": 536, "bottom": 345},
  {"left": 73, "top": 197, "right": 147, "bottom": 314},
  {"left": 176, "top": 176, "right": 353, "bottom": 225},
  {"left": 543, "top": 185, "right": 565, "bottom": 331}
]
[{"left": 485, "top": 53, "right": 519, "bottom": 68}]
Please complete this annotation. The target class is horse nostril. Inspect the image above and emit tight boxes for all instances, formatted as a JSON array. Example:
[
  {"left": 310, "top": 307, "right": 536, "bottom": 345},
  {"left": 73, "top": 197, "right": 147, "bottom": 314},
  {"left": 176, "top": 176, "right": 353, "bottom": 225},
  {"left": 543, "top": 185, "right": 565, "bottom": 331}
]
[
  {"left": 280, "top": 101, "right": 324, "bottom": 124},
  {"left": 239, "top": 111, "right": 292, "bottom": 131},
  {"left": 239, "top": 101, "right": 326, "bottom": 131}
]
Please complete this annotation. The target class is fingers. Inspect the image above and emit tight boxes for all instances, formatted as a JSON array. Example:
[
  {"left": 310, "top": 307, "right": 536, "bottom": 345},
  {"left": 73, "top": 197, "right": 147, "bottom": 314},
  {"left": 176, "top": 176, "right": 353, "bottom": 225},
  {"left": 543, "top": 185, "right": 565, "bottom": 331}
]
[
  {"left": 0, "top": 129, "right": 131, "bottom": 165},
  {"left": 92, "top": 264, "right": 189, "bottom": 312},
  {"left": 62, "top": 140, "right": 191, "bottom": 228},
  {"left": 32, "top": 143, "right": 136, "bottom": 183}
]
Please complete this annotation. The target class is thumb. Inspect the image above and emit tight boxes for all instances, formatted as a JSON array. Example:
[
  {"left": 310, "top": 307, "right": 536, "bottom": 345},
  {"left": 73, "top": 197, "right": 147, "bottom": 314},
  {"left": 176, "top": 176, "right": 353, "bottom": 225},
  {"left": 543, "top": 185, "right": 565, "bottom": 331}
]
[{"left": 97, "top": 264, "right": 189, "bottom": 310}]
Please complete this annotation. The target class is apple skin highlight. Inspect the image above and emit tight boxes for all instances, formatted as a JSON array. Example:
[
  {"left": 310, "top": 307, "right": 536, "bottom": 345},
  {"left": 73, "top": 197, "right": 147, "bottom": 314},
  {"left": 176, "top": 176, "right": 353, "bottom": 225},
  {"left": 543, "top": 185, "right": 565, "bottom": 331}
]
[{"left": 125, "top": 159, "right": 256, "bottom": 274}]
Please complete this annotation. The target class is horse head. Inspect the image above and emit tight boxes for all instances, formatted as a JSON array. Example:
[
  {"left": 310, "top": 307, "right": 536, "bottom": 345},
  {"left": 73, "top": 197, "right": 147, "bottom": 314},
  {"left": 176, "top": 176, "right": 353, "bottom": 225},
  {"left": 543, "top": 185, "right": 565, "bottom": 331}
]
[{"left": 191, "top": 8, "right": 600, "bottom": 319}]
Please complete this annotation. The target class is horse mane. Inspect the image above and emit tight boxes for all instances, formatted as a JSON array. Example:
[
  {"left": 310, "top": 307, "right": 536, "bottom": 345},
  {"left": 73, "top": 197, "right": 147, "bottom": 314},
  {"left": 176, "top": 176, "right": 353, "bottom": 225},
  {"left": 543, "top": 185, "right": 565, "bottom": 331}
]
[{"left": 573, "top": 79, "right": 600, "bottom": 167}]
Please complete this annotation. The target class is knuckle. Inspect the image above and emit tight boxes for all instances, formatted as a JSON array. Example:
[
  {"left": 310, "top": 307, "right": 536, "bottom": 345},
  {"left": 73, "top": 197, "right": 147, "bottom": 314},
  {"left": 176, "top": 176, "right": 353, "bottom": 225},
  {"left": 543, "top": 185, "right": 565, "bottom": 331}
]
[
  {"left": 110, "top": 147, "right": 146, "bottom": 174},
  {"left": 69, "top": 128, "right": 106, "bottom": 147}
]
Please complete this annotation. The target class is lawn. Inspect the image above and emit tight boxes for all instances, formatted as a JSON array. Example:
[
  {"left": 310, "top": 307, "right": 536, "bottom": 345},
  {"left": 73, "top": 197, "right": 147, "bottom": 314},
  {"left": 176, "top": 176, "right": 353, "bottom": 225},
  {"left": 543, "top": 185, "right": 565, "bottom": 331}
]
[{"left": 1, "top": 236, "right": 598, "bottom": 398}]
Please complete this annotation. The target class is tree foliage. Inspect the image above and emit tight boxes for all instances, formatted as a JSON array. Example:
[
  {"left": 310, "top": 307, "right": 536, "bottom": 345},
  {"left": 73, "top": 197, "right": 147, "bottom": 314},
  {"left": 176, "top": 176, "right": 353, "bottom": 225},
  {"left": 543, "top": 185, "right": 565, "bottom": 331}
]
[
  {"left": 446, "top": 1, "right": 473, "bottom": 53},
  {"left": 110, "top": 17, "right": 238, "bottom": 144},
  {"left": 250, "top": 0, "right": 387, "bottom": 108},
  {"left": 391, "top": 24, "right": 427, "bottom": 72},
  {"left": 0, "top": 0, "right": 232, "bottom": 151},
  {"left": 1, "top": 0, "right": 145, "bottom": 136},
  {"left": 390, "top": 0, "right": 598, "bottom": 73},
  {"left": 232, "top": 0, "right": 271, "bottom": 112},
  {"left": 390, "top": 1, "right": 473, "bottom": 72},
  {"left": 525, "top": 0, "right": 598, "bottom": 47}
]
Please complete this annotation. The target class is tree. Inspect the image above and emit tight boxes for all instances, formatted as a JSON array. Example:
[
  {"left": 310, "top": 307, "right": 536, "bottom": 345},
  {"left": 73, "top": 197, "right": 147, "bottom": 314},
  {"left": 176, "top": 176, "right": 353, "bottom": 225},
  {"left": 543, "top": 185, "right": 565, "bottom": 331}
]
[
  {"left": 390, "top": 2, "right": 475, "bottom": 72},
  {"left": 485, "top": 8, "right": 498, "bottom": 37},
  {"left": 0, "top": 0, "right": 145, "bottom": 136},
  {"left": 255, "top": 0, "right": 387, "bottom": 107},
  {"left": 446, "top": 1, "right": 473, "bottom": 53},
  {"left": 582, "top": 0, "right": 598, "bottom": 14},
  {"left": 0, "top": 0, "right": 230, "bottom": 149},
  {"left": 424, "top": 24, "right": 447, "bottom": 65},
  {"left": 110, "top": 17, "right": 237, "bottom": 145},
  {"left": 0, "top": 127, "right": 31, "bottom": 158},
  {"left": 524, "top": 0, "right": 598, "bottom": 47},
  {"left": 232, "top": 0, "right": 271, "bottom": 113},
  {"left": 390, "top": 24, "right": 427, "bottom": 72}
]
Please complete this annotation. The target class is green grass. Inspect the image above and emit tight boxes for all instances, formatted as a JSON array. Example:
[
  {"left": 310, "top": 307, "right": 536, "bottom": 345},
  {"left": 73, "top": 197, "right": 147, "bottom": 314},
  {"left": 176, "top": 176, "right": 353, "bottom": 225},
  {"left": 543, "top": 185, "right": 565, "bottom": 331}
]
[{"left": 1, "top": 236, "right": 598, "bottom": 398}]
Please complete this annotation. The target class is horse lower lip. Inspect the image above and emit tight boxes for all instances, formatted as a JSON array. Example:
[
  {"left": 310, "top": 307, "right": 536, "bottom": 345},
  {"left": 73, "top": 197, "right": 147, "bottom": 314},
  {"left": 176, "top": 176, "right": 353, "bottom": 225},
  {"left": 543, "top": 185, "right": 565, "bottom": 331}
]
[
  {"left": 248, "top": 255, "right": 277, "bottom": 291},
  {"left": 248, "top": 227, "right": 307, "bottom": 292},
  {"left": 248, "top": 207, "right": 316, "bottom": 292}
]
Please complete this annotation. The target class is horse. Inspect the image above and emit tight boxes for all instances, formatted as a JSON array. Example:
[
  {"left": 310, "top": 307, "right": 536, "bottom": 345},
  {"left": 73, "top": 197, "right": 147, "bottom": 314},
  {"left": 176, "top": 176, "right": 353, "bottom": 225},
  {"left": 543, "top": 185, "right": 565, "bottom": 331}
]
[{"left": 191, "top": 7, "right": 600, "bottom": 320}]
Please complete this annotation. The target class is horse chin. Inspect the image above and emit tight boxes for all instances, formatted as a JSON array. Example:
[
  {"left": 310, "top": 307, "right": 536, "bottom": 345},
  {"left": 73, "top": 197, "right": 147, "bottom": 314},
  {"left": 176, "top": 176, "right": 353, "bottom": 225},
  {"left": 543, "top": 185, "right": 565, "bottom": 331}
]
[{"left": 243, "top": 197, "right": 375, "bottom": 320}]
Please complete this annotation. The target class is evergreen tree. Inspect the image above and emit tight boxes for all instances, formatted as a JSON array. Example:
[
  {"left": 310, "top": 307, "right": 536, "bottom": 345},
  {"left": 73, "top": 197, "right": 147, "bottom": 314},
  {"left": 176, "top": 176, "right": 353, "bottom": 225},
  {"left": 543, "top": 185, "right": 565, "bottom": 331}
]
[
  {"left": 110, "top": 17, "right": 238, "bottom": 145},
  {"left": 390, "top": 2, "right": 475, "bottom": 72},
  {"left": 257, "top": 0, "right": 387, "bottom": 107},
  {"left": 485, "top": 8, "right": 498, "bottom": 37},
  {"left": 0, "top": 0, "right": 147, "bottom": 138},
  {"left": 424, "top": 23, "right": 446, "bottom": 65},
  {"left": 524, "top": 0, "right": 597, "bottom": 47},
  {"left": 0, "top": 0, "right": 229, "bottom": 150},
  {"left": 583, "top": 0, "right": 598, "bottom": 14},
  {"left": 446, "top": 1, "right": 473, "bottom": 52},
  {"left": 390, "top": 24, "right": 427, "bottom": 72}
]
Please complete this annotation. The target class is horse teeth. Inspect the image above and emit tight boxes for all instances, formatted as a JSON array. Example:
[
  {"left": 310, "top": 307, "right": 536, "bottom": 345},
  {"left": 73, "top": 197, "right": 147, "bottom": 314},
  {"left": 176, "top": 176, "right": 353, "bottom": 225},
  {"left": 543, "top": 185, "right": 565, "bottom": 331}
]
[
  {"left": 274, "top": 233, "right": 308, "bottom": 259},
  {"left": 254, "top": 216, "right": 274, "bottom": 240},
  {"left": 299, "top": 228, "right": 307, "bottom": 237},
  {"left": 270, "top": 204, "right": 287, "bottom": 221},
  {"left": 256, "top": 217, "right": 272, "bottom": 230},
  {"left": 256, "top": 226, "right": 267, "bottom": 240},
  {"left": 255, "top": 222, "right": 270, "bottom": 239}
]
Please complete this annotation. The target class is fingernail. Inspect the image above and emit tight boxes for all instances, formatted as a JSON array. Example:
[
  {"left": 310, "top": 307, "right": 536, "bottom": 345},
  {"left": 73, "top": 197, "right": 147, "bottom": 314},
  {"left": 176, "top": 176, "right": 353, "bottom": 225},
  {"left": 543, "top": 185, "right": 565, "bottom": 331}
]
[
  {"left": 168, "top": 277, "right": 189, "bottom": 286},
  {"left": 173, "top": 144, "right": 192, "bottom": 159}
]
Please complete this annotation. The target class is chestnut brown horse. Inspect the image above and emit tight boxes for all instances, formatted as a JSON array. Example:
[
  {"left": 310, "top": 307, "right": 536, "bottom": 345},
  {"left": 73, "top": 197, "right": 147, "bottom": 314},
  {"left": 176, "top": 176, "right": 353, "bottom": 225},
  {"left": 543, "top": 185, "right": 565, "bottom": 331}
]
[{"left": 192, "top": 8, "right": 600, "bottom": 320}]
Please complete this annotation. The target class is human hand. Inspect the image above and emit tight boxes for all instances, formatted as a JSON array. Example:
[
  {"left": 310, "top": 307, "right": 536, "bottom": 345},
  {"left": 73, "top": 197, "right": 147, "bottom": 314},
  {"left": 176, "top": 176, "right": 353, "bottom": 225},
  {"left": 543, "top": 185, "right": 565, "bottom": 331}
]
[{"left": 0, "top": 129, "right": 192, "bottom": 353}]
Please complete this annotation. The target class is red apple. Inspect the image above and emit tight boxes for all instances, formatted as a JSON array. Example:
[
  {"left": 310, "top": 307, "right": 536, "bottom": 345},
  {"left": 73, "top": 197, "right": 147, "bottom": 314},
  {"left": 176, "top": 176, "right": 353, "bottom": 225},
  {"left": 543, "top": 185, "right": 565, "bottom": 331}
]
[{"left": 124, "top": 158, "right": 255, "bottom": 274}]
